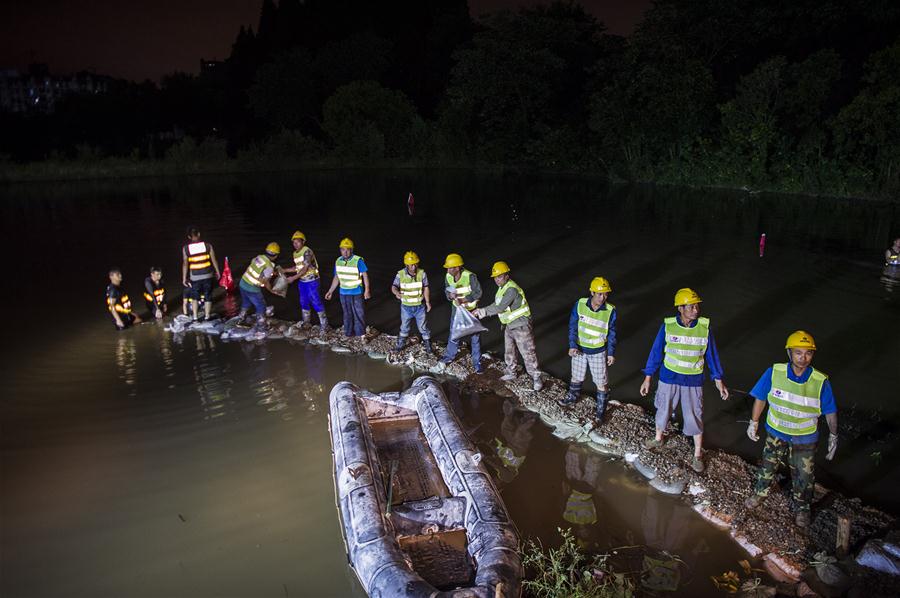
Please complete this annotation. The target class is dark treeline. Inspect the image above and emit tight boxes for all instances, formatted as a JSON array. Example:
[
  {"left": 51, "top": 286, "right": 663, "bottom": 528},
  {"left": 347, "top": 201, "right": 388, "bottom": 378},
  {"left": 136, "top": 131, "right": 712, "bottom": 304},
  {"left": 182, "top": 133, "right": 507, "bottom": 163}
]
[{"left": 2, "top": 0, "right": 899, "bottom": 199}]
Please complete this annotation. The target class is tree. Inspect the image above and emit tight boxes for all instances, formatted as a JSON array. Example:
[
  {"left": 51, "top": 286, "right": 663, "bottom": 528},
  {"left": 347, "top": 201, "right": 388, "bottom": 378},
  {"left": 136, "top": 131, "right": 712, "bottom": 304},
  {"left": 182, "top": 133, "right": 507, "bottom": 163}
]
[{"left": 247, "top": 49, "right": 316, "bottom": 131}]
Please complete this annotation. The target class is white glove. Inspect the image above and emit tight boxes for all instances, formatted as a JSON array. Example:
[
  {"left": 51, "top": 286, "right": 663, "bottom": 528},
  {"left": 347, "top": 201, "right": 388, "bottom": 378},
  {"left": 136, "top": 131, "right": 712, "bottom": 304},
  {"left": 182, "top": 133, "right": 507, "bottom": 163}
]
[
  {"left": 826, "top": 433, "right": 838, "bottom": 461},
  {"left": 746, "top": 420, "right": 760, "bottom": 442},
  {"left": 473, "top": 308, "right": 486, "bottom": 319}
]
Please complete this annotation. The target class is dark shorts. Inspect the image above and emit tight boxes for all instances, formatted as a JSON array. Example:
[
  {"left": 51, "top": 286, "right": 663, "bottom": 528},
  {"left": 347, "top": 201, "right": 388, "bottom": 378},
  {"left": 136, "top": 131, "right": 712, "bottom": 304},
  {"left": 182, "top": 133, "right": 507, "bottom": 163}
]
[
  {"left": 187, "top": 277, "right": 214, "bottom": 301},
  {"left": 112, "top": 313, "right": 134, "bottom": 330}
]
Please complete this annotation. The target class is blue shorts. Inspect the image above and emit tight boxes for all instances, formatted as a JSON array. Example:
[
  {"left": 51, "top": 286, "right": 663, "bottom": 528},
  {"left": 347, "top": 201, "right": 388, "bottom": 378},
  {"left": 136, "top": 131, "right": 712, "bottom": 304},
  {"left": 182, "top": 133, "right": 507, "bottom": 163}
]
[
  {"left": 188, "top": 277, "right": 214, "bottom": 301},
  {"left": 240, "top": 287, "right": 267, "bottom": 314}
]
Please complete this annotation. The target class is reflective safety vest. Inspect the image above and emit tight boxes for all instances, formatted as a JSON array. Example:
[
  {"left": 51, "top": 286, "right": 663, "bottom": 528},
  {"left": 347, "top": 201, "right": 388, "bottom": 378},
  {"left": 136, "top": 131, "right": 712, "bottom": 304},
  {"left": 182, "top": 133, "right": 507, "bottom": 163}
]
[
  {"left": 766, "top": 363, "right": 826, "bottom": 436},
  {"left": 495, "top": 280, "right": 531, "bottom": 325},
  {"left": 494, "top": 438, "right": 526, "bottom": 472},
  {"left": 292, "top": 246, "right": 319, "bottom": 281},
  {"left": 446, "top": 270, "right": 478, "bottom": 310},
  {"left": 184, "top": 241, "right": 214, "bottom": 281},
  {"left": 335, "top": 255, "right": 363, "bottom": 290},
  {"left": 563, "top": 489, "right": 597, "bottom": 525},
  {"left": 576, "top": 298, "right": 614, "bottom": 349},
  {"left": 241, "top": 254, "right": 275, "bottom": 287},
  {"left": 106, "top": 289, "right": 132, "bottom": 314},
  {"left": 144, "top": 283, "right": 165, "bottom": 304},
  {"left": 662, "top": 316, "right": 709, "bottom": 375},
  {"left": 397, "top": 268, "right": 425, "bottom": 306},
  {"left": 887, "top": 250, "right": 900, "bottom": 266}
]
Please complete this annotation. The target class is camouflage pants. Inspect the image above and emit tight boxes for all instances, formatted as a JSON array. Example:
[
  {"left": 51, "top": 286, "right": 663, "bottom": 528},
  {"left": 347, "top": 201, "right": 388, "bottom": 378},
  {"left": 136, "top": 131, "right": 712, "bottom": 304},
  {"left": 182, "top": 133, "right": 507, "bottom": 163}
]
[
  {"left": 752, "top": 435, "right": 816, "bottom": 513},
  {"left": 504, "top": 322, "right": 540, "bottom": 378}
]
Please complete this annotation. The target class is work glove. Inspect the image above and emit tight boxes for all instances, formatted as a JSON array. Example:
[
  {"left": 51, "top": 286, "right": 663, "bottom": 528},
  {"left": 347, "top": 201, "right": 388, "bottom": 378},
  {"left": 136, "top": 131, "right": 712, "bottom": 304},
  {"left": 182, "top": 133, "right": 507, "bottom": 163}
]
[
  {"left": 746, "top": 420, "right": 760, "bottom": 442},
  {"left": 825, "top": 433, "right": 838, "bottom": 461},
  {"left": 473, "top": 308, "right": 486, "bottom": 319}
]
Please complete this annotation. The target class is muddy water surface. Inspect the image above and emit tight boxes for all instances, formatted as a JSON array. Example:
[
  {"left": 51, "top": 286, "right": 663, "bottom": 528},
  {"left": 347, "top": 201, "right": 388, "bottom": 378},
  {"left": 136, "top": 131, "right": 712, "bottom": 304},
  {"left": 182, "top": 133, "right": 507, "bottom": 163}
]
[{"left": 2, "top": 171, "right": 898, "bottom": 597}]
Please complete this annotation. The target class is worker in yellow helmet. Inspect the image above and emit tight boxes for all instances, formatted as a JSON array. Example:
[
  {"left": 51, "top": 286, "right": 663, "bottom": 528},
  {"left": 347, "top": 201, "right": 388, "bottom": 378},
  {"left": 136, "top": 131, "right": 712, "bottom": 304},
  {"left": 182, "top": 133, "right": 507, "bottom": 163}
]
[
  {"left": 558, "top": 277, "right": 617, "bottom": 422},
  {"left": 325, "top": 238, "right": 371, "bottom": 340},
  {"left": 743, "top": 331, "right": 838, "bottom": 528},
  {"left": 638, "top": 288, "right": 729, "bottom": 473},
  {"left": 238, "top": 242, "right": 281, "bottom": 323},
  {"left": 282, "top": 231, "right": 328, "bottom": 333},
  {"left": 474, "top": 261, "right": 543, "bottom": 391},
  {"left": 391, "top": 251, "right": 432, "bottom": 352},
  {"left": 181, "top": 225, "right": 221, "bottom": 322},
  {"left": 439, "top": 253, "right": 484, "bottom": 373}
]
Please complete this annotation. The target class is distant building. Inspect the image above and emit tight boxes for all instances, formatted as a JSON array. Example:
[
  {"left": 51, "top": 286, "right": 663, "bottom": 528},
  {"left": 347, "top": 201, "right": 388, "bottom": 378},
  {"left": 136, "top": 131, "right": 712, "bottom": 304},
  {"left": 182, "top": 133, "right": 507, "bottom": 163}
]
[{"left": 0, "top": 65, "right": 112, "bottom": 114}]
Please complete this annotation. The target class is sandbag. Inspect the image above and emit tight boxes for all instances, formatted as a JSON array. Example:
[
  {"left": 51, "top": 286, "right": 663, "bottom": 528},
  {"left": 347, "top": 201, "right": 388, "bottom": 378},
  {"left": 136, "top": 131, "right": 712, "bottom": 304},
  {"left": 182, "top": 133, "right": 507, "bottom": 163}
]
[
  {"left": 270, "top": 273, "right": 289, "bottom": 297},
  {"left": 856, "top": 539, "right": 900, "bottom": 575},
  {"left": 450, "top": 307, "right": 488, "bottom": 341}
]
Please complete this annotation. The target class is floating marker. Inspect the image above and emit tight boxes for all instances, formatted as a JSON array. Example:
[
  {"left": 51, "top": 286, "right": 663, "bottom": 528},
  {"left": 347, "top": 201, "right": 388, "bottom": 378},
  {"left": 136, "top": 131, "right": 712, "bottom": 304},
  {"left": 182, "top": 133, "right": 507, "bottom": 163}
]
[
  {"left": 759, "top": 233, "right": 766, "bottom": 258},
  {"left": 407, "top": 192, "right": 415, "bottom": 215}
]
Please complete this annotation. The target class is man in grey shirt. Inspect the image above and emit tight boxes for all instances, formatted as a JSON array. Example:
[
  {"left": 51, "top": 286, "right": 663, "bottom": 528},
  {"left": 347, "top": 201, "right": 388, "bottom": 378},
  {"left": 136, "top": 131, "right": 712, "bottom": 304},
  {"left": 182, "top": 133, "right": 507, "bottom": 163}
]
[
  {"left": 440, "top": 253, "right": 483, "bottom": 372},
  {"left": 475, "top": 261, "right": 543, "bottom": 391}
]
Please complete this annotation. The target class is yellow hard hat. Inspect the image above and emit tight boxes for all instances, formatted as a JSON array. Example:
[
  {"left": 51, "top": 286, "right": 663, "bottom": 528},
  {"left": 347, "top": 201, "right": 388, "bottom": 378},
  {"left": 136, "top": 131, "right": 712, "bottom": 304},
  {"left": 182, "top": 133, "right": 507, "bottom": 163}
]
[
  {"left": 443, "top": 253, "right": 464, "bottom": 268},
  {"left": 673, "top": 287, "right": 702, "bottom": 306},
  {"left": 403, "top": 251, "right": 420, "bottom": 265},
  {"left": 491, "top": 261, "right": 511, "bottom": 277},
  {"left": 266, "top": 242, "right": 281, "bottom": 255},
  {"left": 339, "top": 237, "right": 354, "bottom": 250},
  {"left": 589, "top": 276, "right": 612, "bottom": 294},
  {"left": 785, "top": 330, "right": 816, "bottom": 350},
  {"left": 291, "top": 231, "right": 306, "bottom": 241}
]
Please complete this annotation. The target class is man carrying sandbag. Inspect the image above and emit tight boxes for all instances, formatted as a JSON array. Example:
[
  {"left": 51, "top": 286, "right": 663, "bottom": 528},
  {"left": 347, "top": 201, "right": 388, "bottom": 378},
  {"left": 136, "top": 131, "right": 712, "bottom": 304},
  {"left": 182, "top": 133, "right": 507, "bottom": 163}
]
[
  {"left": 438, "top": 253, "right": 485, "bottom": 373},
  {"left": 238, "top": 242, "right": 282, "bottom": 324}
]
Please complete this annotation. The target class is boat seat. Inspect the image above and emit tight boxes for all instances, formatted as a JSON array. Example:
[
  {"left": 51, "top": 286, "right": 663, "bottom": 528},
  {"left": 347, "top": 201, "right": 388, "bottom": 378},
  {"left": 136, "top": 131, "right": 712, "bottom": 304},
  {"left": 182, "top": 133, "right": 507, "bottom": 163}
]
[{"left": 391, "top": 496, "right": 466, "bottom": 537}]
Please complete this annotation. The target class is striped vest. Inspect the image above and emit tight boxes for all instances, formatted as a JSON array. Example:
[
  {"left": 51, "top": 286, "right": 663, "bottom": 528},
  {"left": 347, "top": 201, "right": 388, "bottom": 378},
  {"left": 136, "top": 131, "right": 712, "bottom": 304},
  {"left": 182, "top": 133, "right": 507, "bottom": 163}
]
[
  {"left": 335, "top": 254, "right": 363, "bottom": 290},
  {"left": 576, "top": 298, "right": 614, "bottom": 349},
  {"left": 184, "top": 241, "right": 214, "bottom": 281},
  {"left": 446, "top": 270, "right": 478, "bottom": 310},
  {"left": 397, "top": 268, "right": 425, "bottom": 306},
  {"left": 292, "top": 246, "right": 319, "bottom": 281},
  {"left": 662, "top": 316, "right": 709, "bottom": 375},
  {"left": 241, "top": 254, "right": 274, "bottom": 287},
  {"left": 495, "top": 280, "right": 531, "bottom": 325},
  {"left": 766, "top": 364, "right": 826, "bottom": 436}
]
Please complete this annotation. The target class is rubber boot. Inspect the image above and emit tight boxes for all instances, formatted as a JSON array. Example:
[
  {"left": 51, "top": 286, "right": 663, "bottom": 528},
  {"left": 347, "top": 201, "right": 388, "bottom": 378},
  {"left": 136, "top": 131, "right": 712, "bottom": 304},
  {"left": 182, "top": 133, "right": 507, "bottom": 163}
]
[
  {"left": 557, "top": 382, "right": 582, "bottom": 406},
  {"left": 301, "top": 309, "right": 311, "bottom": 326},
  {"left": 317, "top": 311, "right": 328, "bottom": 333},
  {"left": 396, "top": 337, "right": 406, "bottom": 351},
  {"left": 423, "top": 339, "right": 433, "bottom": 353},
  {"left": 595, "top": 390, "right": 609, "bottom": 420}
]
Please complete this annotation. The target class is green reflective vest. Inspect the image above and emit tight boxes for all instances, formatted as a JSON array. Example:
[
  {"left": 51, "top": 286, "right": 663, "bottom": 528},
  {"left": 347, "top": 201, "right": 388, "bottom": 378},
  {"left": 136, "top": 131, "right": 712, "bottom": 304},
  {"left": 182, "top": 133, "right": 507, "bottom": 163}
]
[
  {"left": 292, "top": 246, "right": 319, "bottom": 281},
  {"left": 335, "top": 254, "right": 363, "bottom": 290},
  {"left": 495, "top": 280, "right": 531, "bottom": 325},
  {"left": 446, "top": 269, "right": 478, "bottom": 310},
  {"left": 241, "top": 254, "right": 274, "bottom": 288},
  {"left": 563, "top": 489, "right": 597, "bottom": 525},
  {"left": 887, "top": 250, "right": 900, "bottom": 266},
  {"left": 494, "top": 438, "right": 526, "bottom": 472},
  {"left": 766, "top": 363, "right": 826, "bottom": 436},
  {"left": 397, "top": 268, "right": 425, "bottom": 306},
  {"left": 576, "top": 298, "right": 614, "bottom": 349},
  {"left": 662, "top": 316, "right": 710, "bottom": 375}
]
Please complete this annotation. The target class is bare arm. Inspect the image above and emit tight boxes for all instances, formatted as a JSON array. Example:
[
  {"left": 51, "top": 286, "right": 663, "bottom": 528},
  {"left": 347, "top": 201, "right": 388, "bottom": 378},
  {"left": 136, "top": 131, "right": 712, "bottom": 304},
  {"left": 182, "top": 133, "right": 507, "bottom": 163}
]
[
  {"left": 325, "top": 276, "right": 339, "bottom": 300},
  {"left": 424, "top": 286, "right": 431, "bottom": 311},
  {"left": 182, "top": 249, "right": 189, "bottom": 286},
  {"left": 208, "top": 245, "right": 221, "bottom": 278},
  {"left": 108, "top": 298, "right": 124, "bottom": 327},
  {"left": 362, "top": 272, "right": 371, "bottom": 300},
  {"left": 751, "top": 399, "right": 766, "bottom": 422}
]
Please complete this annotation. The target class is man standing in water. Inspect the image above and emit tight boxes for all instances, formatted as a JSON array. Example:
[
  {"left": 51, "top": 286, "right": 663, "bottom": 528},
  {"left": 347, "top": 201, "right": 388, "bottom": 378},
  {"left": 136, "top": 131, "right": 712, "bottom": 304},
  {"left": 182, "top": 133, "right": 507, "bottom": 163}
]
[
  {"left": 391, "top": 251, "right": 432, "bottom": 352},
  {"left": 106, "top": 268, "right": 141, "bottom": 330},
  {"left": 181, "top": 226, "right": 220, "bottom": 321},
  {"left": 744, "top": 331, "right": 838, "bottom": 528},
  {"left": 639, "top": 287, "right": 728, "bottom": 473},
  {"left": 558, "top": 276, "right": 617, "bottom": 421},
  {"left": 325, "top": 238, "right": 370, "bottom": 341},
  {"left": 143, "top": 266, "right": 167, "bottom": 319},
  {"left": 440, "top": 253, "right": 484, "bottom": 373},
  {"left": 283, "top": 231, "right": 328, "bottom": 333},
  {"left": 238, "top": 242, "right": 281, "bottom": 324},
  {"left": 474, "top": 261, "right": 543, "bottom": 391},
  {"left": 885, "top": 237, "right": 900, "bottom": 266}
]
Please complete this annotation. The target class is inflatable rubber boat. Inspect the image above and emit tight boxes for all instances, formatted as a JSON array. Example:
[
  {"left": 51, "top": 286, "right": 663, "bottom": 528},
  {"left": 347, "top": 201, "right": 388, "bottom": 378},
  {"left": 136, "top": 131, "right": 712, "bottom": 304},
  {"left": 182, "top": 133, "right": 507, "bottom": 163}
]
[{"left": 329, "top": 376, "right": 522, "bottom": 597}]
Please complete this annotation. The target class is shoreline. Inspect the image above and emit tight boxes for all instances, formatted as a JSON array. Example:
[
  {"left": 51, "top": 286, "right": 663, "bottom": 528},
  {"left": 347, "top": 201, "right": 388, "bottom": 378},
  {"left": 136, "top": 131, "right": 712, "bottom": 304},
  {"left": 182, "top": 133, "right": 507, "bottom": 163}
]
[
  {"left": 166, "top": 314, "right": 898, "bottom": 593},
  {"left": 1, "top": 158, "right": 892, "bottom": 204}
]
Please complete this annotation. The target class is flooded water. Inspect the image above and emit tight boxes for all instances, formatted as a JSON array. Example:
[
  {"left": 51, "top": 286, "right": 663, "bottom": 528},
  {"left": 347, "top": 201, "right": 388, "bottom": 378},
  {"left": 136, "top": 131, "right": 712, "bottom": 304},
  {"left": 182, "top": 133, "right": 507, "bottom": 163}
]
[{"left": 2, "top": 171, "right": 899, "bottom": 597}]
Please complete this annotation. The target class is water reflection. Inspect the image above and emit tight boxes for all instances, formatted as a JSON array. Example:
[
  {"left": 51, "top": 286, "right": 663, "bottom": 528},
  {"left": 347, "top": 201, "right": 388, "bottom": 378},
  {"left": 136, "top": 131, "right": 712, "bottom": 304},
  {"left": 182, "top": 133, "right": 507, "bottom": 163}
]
[
  {"left": 114, "top": 335, "right": 137, "bottom": 394},
  {"left": 880, "top": 265, "right": 900, "bottom": 297},
  {"left": 562, "top": 445, "right": 604, "bottom": 550},
  {"left": 490, "top": 399, "right": 537, "bottom": 485},
  {"left": 191, "top": 333, "right": 231, "bottom": 420}
]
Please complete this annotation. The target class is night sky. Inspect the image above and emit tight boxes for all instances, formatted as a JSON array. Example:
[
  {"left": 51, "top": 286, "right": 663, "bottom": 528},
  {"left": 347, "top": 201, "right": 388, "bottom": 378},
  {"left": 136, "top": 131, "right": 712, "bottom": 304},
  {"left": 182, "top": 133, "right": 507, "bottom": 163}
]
[{"left": 2, "top": 0, "right": 650, "bottom": 82}]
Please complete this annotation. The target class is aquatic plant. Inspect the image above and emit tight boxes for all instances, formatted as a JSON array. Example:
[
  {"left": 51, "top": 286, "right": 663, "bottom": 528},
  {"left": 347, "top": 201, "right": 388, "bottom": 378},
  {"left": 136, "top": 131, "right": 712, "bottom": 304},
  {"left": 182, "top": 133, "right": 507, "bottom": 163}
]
[{"left": 521, "top": 528, "right": 635, "bottom": 598}]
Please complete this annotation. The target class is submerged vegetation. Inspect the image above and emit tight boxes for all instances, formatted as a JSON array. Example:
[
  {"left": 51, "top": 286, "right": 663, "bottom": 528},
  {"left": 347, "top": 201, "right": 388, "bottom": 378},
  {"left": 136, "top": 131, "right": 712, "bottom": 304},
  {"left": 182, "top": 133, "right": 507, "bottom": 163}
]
[{"left": 3, "top": 1, "right": 899, "bottom": 199}]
